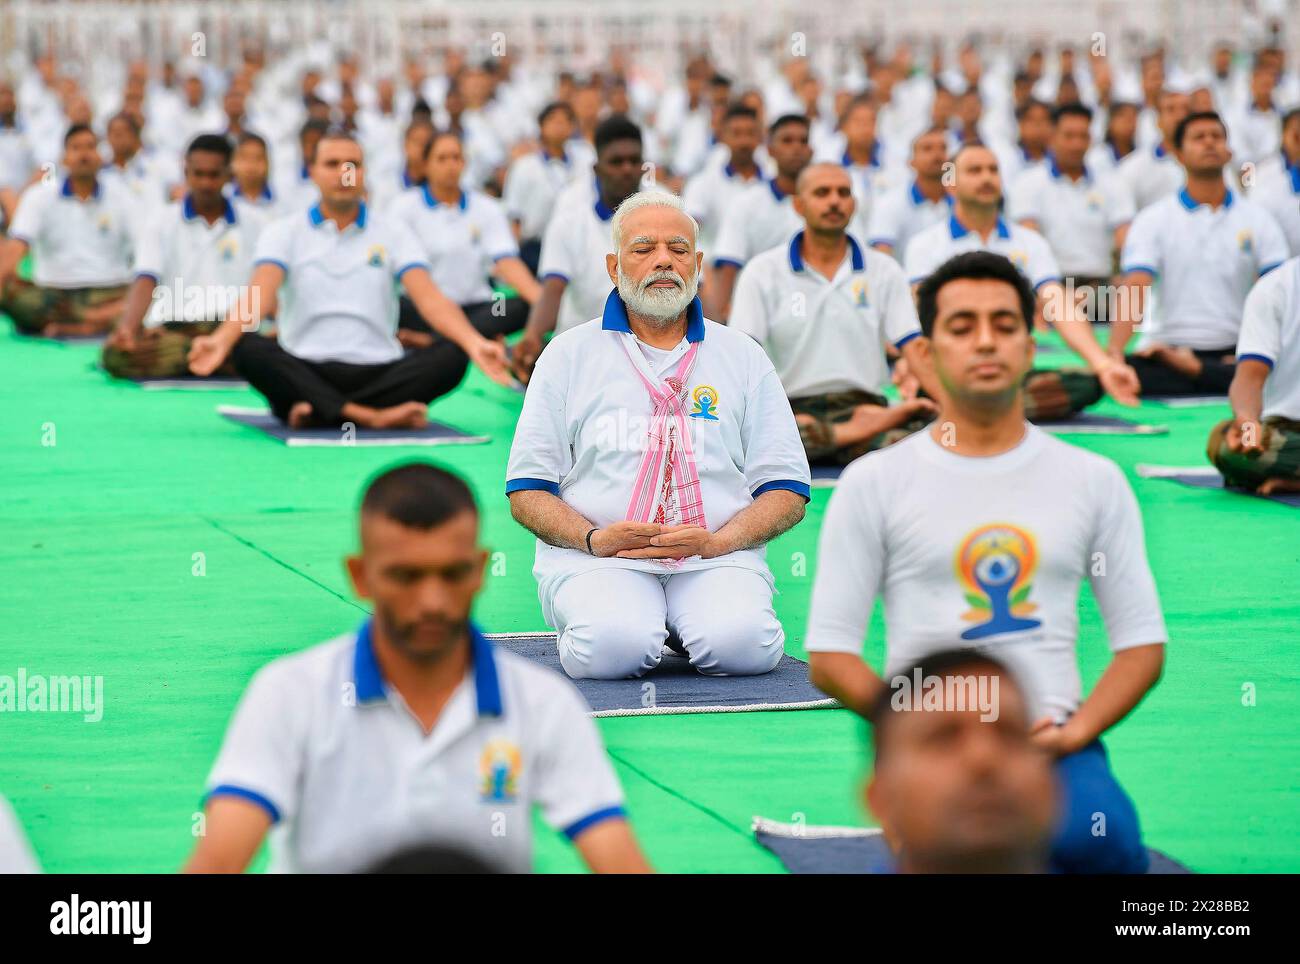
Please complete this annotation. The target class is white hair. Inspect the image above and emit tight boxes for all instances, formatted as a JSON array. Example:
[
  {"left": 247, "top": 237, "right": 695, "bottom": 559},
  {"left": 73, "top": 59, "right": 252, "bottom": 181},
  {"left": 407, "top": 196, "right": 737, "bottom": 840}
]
[{"left": 610, "top": 189, "right": 699, "bottom": 251}]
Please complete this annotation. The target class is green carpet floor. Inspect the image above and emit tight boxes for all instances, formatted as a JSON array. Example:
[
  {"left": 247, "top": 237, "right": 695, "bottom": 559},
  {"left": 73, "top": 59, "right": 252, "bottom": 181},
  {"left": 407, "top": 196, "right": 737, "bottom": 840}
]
[{"left": 0, "top": 324, "right": 1296, "bottom": 873}]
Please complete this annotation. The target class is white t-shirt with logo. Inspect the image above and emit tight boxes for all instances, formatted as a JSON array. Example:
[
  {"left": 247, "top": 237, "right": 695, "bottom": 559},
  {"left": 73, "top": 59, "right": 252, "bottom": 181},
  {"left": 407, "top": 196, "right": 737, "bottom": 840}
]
[{"left": 806, "top": 425, "right": 1167, "bottom": 723}]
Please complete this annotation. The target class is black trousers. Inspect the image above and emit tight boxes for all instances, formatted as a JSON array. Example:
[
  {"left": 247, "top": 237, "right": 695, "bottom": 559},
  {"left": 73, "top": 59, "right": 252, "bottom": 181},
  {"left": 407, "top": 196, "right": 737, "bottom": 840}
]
[
  {"left": 398, "top": 295, "right": 530, "bottom": 340},
  {"left": 231, "top": 334, "right": 469, "bottom": 426},
  {"left": 1126, "top": 346, "right": 1237, "bottom": 396}
]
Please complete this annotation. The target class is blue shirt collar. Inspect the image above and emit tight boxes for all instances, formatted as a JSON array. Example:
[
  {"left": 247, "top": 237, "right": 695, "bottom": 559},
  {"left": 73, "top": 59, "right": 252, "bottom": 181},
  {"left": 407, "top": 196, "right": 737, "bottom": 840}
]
[
  {"left": 1155, "top": 143, "right": 1168, "bottom": 159},
  {"left": 353, "top": 618, "right": 502, "bottom": 716},
  {"left": 1290, "top": 163, "right": 1300, "bottom": 195},
  {"left": 769, "top": 179, "right": 788, "bottom": 202},
  {"left": 1047, "top": 156, "right": 1089, "bottom": 182},
  {"left": 787, "top": 230, "right": 865, "bottom": 273},
  {"left": 593, "top": 195, "right": 616, "bottom": 222},
  {"left": 422, "top": 183, "right": 468, "bottom": 210},
  {"left": 309, "top": 201, "right": 368, "bottom": 229},
  {"left": 183, "top": 194, "right": 237, "bottom": 224},
  {"left": 300, "top": 163, "right": 310, "bottom": 180},
  {"left": 233, "top": 183, "right": 273, "bottom": 201},
  {"left": 1178, "top": 187, "right": 1234, "bottom": 210},
  {"left": 841, "top": 141, "right": 881, "bottom": 169},
  {"left": 60, "top": 176, "right": 101, "bottom": 200},
  {"left": 949, "top": 213, "right": 1010, "bottom": 240},
  {"left": 601, "top": 288, "right": 705, "bottom": 343}
]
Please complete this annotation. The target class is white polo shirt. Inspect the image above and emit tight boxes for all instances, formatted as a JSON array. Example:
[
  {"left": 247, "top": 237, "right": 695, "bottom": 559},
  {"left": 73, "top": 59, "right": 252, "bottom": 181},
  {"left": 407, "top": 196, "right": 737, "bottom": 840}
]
[
  {"left": 712, "top": 180, "right": 803, "bottom": 270},
  {"left": 537, "top": 195, "right": 618, "bottom": 335},
  {"left": 506, "top": 293, "right": 811, "bottom": 620},
  {"left": 1008, "top": 160, "right": 1135, "bottom": 277},
  {"left": 205, "top": 620, "right": 625, "bottom": 874},
  {"left": 1115, "top": 143, "right": 1183, "bottom": 212},
  {"left": 135, "top": 196, "right": 266, "bottom": 326},
  {"left": 0, "top": 121, "right": 35, "bottom": 193},
  {"left": 1250, "top": 164, "right": 1300, "bottom": 257},
  {"left": 1121, "top": 188, "right": 1291, "bottom": 350},
  {"left": 1237, "top": 256, "right": 1300, "bottom": 420},
  {"left": 8, "top": 176, "right": 137, "bottom": 288},
  {"left": 252, "top": 202, "right": 429, "bottom": 365},
  {"left": 866, "top": 179, "right": 951, "bottom": 259},
  {"left": 731, "top": 232, "right": 921, "bottom": 398},
  {"left": 503, "top": 148, "right": 580, "bottom": 241},
  {"left": 806, "top": 425, "right": 1167, "bottom": 724},
  {"left": 225, "top": 182, "right": 282, "bottom": 220},
  {"left": 904, "top": 214, "right": 1062, "bottom": 290},
  {"left": 387, "top": 186, "right": 518, "bottom": 306},
  {"left": 682, "top": 162, "right": 766, "bottom": 253}
]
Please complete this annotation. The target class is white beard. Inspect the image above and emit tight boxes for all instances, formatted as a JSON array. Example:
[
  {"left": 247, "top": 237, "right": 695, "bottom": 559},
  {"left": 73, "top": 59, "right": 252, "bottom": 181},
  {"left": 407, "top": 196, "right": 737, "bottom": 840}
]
[{"left": 617, "top": 264, "right": 699, "bottom": 326}]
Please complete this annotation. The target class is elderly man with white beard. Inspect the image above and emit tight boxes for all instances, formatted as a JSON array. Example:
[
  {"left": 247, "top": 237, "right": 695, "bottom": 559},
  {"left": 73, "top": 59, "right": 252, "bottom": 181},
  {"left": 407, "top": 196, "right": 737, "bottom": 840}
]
[{"left": 505, "top": 191, "right": 812, "bottom": 680}]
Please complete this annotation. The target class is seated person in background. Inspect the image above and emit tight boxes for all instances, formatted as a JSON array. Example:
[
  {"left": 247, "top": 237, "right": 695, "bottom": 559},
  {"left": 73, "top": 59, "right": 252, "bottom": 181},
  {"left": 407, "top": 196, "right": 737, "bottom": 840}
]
[
  {"left": 185, "top": 462, "right": 649, "bottom": 874},
  {"left": 0, "top": 124, "right": 136, "bottom": 338},
  {"left": 506, "top": 191, "right": 810, "bottom": 680},
  {"left": 731, "top": 163, "right": 937, "bottom": 464},
  {"left": 806, "top": 252, "right": 1166, "bottom": 873},
  {"left": 1112, "top": 112, "right": 1290, "bottom": 396},
  {"left": 903, "top": 143, "right": 1141, "bottom": 419},
  {"left": 187, "top": 130, "right": 509, "bottom": 429},
  {"left": 502, "top": 101, "right": 585, "bottom": 275},
  {"left": 1008, "top": 103, "right": 1134, "bottom": 322},
  {"left": 866, "top": 651, "right": 1057, "bottom": 875},
  {"left": 1207, "top": 255, "right": 1300, "bottom": 494},
  {"left": 225, "top": 132, "right": 280, "bottom": 218},
  {"left": 866, "top": 126, "right": 952, "bottom": 261},
  {"left": 103, "top": 134, "right": 267, "bottom": 379},
  {"left": 388, "top": 129, "right": 540, "bottom": 346}
]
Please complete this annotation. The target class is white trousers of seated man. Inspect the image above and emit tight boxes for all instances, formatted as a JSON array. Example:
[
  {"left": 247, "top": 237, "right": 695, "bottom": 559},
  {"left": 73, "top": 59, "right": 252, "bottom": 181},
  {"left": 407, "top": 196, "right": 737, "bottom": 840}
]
[{"left": 550, "top": 566, "right": 784, "bottom": 680}]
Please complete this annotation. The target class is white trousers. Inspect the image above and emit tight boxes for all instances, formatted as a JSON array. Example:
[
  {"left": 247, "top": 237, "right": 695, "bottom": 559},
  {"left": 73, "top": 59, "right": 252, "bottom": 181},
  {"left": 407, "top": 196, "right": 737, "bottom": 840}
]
[{"left": 550, "top": 566, "right": 784, "bottom": 680}]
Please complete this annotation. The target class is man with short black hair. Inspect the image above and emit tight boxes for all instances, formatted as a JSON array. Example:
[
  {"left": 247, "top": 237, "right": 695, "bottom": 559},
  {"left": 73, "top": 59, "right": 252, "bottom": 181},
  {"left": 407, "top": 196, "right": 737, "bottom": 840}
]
[
  {"left": 103, "top": 134, "right": 266, "bottom": 379},
  {"left": 188, "top": 131, "right": 509, "bottom": 429},
  {"left": 806, "top": 250, "right": 1166, "bottom": 874},
  {"left": 682, "top": 103, "right": 766, "bottom": 252},
  {"left": 512, "top": 114, "right": 647, "bottom": 381},
  {"left": 0, "top": 124, "right": 137, "bottom": 337},
  {"left": 1112, "top": 111, "right": 1290, "bottom": 396},
  {"left": 502, "top": 101, "right": 588, "bottom": 273},
  {"left": 866, "top": 651, "right": 1057, "bottom": 874},
  {"left": 186, "top": 461, "right": 649, "bottom": 874},
  {"left": 707, "top": 113, "right": 813, "bottom": 320}
]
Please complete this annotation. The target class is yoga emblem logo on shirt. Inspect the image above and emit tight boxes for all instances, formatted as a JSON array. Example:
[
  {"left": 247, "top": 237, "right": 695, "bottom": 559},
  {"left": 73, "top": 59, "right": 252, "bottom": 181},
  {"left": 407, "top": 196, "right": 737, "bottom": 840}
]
[
  {"left": 1236, "top": 229, "right": 1254, "bottom": 255},
  {"left": 366, "top": 244, "right": 387, "bottom": 268},
  {"left": 479, "top": 739, "right": 522, "bottom": 803},
  {"left": 850, "top": 279, "right": 870, "bottom": 308},
  {"left": 954, "top": 523, "right": 1042, "bottom": 641},
  {"left": 219, "top": 237, "right": 239, "bottom": 261},
  {"left": 688, "top": 385, "right": 720, "bottom": 420}
]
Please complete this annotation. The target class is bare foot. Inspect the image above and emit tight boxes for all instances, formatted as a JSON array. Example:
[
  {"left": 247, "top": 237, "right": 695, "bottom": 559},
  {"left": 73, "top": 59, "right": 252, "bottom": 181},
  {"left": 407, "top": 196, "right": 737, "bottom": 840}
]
[
  {"left": 287, "top": 402, "right": 314, "bottom": 428},
  {"left": 372, "top": 401, "right": 429, "bottom": 429},
  {"left": 1149, "top": 344, "right": 1202, "bottom": 378},
  {"left": 1258, "top": 477, "right": 1300, "bottom": 495}
]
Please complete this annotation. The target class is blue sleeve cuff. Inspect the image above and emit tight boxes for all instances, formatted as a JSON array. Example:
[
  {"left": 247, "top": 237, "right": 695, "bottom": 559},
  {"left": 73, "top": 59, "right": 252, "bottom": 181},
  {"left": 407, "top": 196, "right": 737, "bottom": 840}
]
[
  {"left": 1122, "top": 264, "right": 1157, "bottom": 278},
  {"left": 505, "top": 477, "right": 560, "bottom": 496},
  {"left": 395, "top": 261, "right": 430, "bottom": 281},
  {"left": 206, "top": 784, "right": 282, "bottom": 824},
  {"left": 1259, "top": 262, "right": 1283, "bottom": 277},
  {"left": 490, "top": 252, "right": 518, "bottom": 263},
  {"left": 868, "top": 237, "right": 895, "bottom": 248},
  {"left": 8, "top": 233, "right": 33, "bottom": 247},
  {"left": 1032, "top": 276, "right": 1063, "bottom": 291},
  {"left": 712, "top": 257, "right": 745, "bottom": 271},
  {"left": 540, "top": 272, "right": 569, "bottom": 284},
  {"left": 752, "top": 479, "right": 812, "bottom": 502},
  {"left": 1237, "top": 352, "right": 1275, "bottom": 369},
  {"left": 254, "top": 258, "right": 289, "bottom": 274},
  {"left": 134, "top": 271, "right": 161, "bottom": 283},
  {"left": 894, "top": 330, "right": 922, "bottom": 350},
  {"left": 562, "top": 805, "right": 626, "bottom": 840}
]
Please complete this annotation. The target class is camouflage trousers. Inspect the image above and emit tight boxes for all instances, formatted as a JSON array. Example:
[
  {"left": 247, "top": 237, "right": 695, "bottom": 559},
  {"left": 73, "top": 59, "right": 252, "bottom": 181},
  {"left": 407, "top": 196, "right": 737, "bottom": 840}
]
[
  {"left": 101, "top": 320, "right": 232, "bottom": 379},
  {"left": 2, "top": 280, "right": 128, "bottom": 334},
  {"left": 791, "top": 390, "right": 934, "bottom": 465},
  {"left": 1206, "top": 416, "right": 1300, "bottom": 489},
  {"left": 1022, "top": 367, "right": 1104, "bottom": 422}
]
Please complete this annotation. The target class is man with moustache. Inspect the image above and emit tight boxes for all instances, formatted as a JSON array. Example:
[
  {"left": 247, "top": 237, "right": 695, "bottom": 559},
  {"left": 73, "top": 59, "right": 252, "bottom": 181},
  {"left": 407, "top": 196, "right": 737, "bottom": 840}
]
[
  {"left": 506, "top": 191, "right": 810, "bottom": 680},
  {"left": 186, "top": 462, "right": 649, "bottom": 874}
]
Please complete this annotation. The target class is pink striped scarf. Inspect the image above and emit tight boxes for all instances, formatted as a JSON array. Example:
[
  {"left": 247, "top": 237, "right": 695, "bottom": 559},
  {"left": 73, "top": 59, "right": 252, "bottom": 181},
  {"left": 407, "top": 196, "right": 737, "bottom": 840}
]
[{"left": 620, "top": 336, "right": 708, "bottom": 561}]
